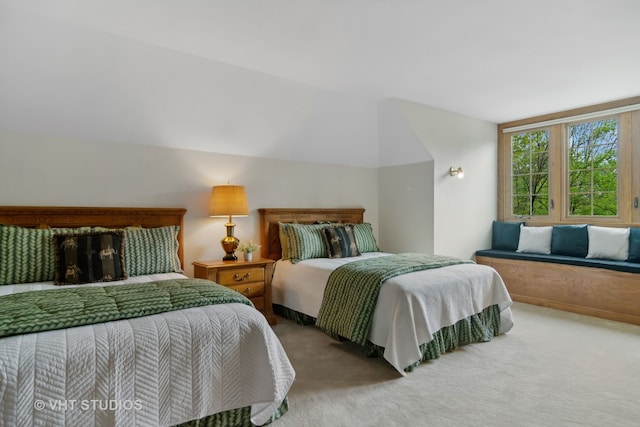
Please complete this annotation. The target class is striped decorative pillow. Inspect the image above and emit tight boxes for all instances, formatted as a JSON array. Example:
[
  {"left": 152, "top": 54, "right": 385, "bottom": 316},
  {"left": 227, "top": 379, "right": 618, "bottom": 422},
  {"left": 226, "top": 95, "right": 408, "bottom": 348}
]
[
  {"left": 279, "top": 223, "right": 328, "bottom": 263},
  {"left": 0, "top": 225, "right": 91, "bottom": 285},
  {"left": 123, "top": 226, "right": 183, "bottom": 276},
  {"left": 322, "top": 225, "right": 361, "bottom": 258},
  {"left": 53, "top": 231, "right": 127, "bottom": 285},
  {"left": 351, "top": 223, "right": 380, "bottom": 252}
]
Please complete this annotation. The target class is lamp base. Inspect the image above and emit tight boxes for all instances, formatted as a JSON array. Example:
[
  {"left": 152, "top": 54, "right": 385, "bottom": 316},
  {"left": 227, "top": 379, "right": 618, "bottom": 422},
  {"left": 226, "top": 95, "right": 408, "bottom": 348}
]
[{"left": 221, "top": 223, "right": 239, "bottom": 261}]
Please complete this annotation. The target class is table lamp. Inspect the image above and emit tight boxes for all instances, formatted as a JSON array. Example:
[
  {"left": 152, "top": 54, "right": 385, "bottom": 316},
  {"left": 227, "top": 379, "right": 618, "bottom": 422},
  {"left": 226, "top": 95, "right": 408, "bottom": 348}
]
[{"left": 209, "top": 184, "right": 249, "bottom": 260}]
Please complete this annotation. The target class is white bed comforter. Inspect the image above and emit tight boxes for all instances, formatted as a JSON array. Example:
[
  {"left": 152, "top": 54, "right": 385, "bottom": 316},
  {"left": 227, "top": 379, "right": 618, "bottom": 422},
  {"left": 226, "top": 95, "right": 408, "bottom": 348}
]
[
  {"left": 0, "top": 274, "right": 295, "bottom": 427},
  {"left": 272, "top": 253, "right": 513, "bottom": 374}
]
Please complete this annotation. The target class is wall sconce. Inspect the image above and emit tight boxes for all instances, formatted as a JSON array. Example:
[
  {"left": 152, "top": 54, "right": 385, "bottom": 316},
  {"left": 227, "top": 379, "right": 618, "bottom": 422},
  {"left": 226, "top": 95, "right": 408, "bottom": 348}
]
[
  {"left": 209, "top": 184, "right": 249, "bottom": 260},
  {"left": 449, "top": 166, "right": 464, "bottom": 179}
]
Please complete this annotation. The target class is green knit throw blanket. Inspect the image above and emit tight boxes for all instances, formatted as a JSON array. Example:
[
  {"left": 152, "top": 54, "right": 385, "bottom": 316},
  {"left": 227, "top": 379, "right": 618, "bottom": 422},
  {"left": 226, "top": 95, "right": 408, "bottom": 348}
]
[
  {"left": 0, "top": 278, "right": 252, "bottom": 338},
  {"left": 316, "top": 254, "right": 473, "bottom": 345}
]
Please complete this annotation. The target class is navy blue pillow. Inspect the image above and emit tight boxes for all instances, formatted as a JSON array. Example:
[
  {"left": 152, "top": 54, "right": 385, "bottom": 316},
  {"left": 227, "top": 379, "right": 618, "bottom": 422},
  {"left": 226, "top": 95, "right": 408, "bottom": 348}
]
[
  {"left": 491, "top": 221, "right": 523, "bottom": 251},
  {"left": 551, "top": 225, "right": 589, "bottom": 257},
  {"left": 628, "top": 228, "right": 640, "bottom": 263}
]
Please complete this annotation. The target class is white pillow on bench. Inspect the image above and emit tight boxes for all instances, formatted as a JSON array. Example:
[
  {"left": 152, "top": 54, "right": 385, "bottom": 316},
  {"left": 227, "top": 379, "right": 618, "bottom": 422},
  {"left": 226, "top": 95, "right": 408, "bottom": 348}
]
[
  {"left": 587, "top": 226, "right": 630, "bottom": 261},
  {"left": 517, "top": 226, "right": 552, "bottom": 254}
]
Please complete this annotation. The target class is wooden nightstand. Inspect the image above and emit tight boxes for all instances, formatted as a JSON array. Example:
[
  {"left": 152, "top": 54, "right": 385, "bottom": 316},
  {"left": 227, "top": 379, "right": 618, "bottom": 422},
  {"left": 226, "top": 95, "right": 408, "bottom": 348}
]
[{"left": 192, "top": 258, "right": 276, "bottom": 325}]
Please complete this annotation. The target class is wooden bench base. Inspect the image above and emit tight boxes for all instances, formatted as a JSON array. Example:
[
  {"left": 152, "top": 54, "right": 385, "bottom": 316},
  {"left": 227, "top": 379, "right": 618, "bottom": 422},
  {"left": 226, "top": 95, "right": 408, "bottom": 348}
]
[{"left": 476, "top": 255, "right": 640, "bottom": 326}]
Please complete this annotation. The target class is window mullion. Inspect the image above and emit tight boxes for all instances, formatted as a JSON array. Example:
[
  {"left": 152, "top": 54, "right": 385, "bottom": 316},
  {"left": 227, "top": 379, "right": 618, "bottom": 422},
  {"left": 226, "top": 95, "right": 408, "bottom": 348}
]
[
  {"left": 549, "top": 125, "right": 564, "bottom": 223},
  {"left": 633, "top": 111, "right": 640, "bottom": 224},
  {"left": 619, "top": 112, "right": 634, "bottom": 223}
]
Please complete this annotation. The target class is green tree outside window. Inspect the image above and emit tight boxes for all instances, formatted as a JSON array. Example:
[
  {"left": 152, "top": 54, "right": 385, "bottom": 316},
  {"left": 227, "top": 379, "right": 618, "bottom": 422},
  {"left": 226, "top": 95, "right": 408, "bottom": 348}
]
[
  {"left": 567, "top": 119, "right": 618, "bottom": 216},
  {"left": 511, "top": 130, "right": 549, "bottom": 216}
]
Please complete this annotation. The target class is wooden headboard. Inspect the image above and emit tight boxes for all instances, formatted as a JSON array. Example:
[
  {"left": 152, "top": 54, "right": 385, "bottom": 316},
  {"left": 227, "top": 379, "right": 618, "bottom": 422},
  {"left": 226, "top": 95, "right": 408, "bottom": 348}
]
[
  {"left": 258, "top": 208, "right": 365, "bottom": 260},
  {"left": 0, "top": 206, "right": 187, "bottom": 268}
]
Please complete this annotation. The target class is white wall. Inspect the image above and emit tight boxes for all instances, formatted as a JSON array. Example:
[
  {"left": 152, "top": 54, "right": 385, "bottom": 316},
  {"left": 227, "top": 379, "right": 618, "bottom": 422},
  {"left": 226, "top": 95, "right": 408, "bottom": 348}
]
[
  {"left": 377, "top": 99, "right": 436, "bottom": 254},
  {"left": 391, "top": 100, "right": 498, "bottom": 258},
  {"left": 0, "top": 132, "right": 379, "bottom": 276},
  {"left": 378, "top": 99, "right": 433, "bottom": 167},
  {"left": 376, "top": 99, "right": 497, "bottom": 259},
  {"left": 378, "top": 162, "right": 434, "bottom": 254}
]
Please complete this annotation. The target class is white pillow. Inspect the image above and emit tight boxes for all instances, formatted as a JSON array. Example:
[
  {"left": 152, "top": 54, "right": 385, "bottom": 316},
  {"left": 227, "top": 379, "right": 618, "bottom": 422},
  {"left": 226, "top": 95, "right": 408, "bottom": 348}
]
[
  {"left": 586, "top": 226, "right": 630, "bottom": 261},
  {"left": 517, "top": 226, "right": 552, "bottom": 254}
]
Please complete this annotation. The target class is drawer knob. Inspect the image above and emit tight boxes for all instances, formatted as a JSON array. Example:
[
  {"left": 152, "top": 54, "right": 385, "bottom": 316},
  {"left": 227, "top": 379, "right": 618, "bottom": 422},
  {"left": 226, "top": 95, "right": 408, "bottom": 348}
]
[
  {"left": 233, "top": 272, "right": 251, "bottom": 281},
  {"left": 241, "top": 287, "right": 250, "bottom": 296}
]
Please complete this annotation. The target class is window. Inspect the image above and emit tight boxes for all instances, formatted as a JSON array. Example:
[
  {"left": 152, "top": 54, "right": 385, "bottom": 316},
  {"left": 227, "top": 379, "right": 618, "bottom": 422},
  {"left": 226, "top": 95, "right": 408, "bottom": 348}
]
[
  {"left": 498, "top": 98, "right": 640, "bottom": 226},
  {"left": 511, "top": 130, "right": 549, "bottom": 217},
  {"left": 567, "top": 118, "right": 618, "bottom": 216}
]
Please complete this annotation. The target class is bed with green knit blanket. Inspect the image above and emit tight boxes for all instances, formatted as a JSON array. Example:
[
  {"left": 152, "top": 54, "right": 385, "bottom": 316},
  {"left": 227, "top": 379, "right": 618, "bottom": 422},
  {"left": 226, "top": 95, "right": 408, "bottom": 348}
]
[
  {"left": 272, "top": 252, "right": 514, "bottom": 374},
  {"left": 0, "top": 278, "right": 252, "bottom": 338},
  {"left": 0, "top": 206, "right": 295, "bottom": 427},
  {"left": 315, "top": 254, "right": 474, "bottom": 345},
  {"left": 0, "top": 276, "right": 295, "bottom": 427}
]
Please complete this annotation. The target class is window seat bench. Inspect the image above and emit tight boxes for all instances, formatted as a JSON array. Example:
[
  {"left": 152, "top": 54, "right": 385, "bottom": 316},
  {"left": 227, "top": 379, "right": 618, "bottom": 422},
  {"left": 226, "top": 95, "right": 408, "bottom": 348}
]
[{"left": 475, "top": 249, "right": 640, "bottom": 326}]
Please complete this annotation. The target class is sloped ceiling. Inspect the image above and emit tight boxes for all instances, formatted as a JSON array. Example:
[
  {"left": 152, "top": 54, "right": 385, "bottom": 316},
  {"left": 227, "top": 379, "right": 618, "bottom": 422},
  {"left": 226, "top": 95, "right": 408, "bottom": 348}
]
[
  {"left": 4, "top": 0, "right": 639, "bottom": 123},
  {"left": 1, "top": 1, "right": 639, "bottom": 168}
]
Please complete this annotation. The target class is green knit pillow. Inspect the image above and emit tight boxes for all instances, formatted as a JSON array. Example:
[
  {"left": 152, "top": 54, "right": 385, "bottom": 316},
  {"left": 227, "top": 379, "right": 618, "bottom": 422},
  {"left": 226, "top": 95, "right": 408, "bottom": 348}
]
[
  {"left": 351, "top": 223, "right": 380, "bottom": 252},
  {"left": 0, "top": 225, "right": 91, "bottom": 285},
  {"left": 279, "top": 223, "right": 328, "bottom": 263},
  {"left": 123, "top": 226, "right": 182, "bottom": 276},
  {"left": 0, "top": 225, "right": 53, "bottom": 285}
]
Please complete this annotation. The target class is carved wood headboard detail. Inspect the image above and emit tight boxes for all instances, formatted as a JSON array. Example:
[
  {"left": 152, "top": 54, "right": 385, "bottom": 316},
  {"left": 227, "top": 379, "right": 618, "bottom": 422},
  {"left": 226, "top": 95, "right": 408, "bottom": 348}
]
[
  {"left": 258, "top": 208, "right": 365, "bottom": 260},
  {"left": 0, "top": 206, "right": 187, "bottom": 268}
]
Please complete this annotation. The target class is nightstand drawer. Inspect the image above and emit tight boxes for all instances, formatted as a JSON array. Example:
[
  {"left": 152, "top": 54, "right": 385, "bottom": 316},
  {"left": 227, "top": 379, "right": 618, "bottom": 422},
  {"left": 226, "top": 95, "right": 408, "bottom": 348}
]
[
  {"left": 192, "top": 258, "right": 275, "bottom": 325},
  {"left": 217, "top": 267, "right": 265, "bottom": 285},
  {"left": 227, "top": 282, "right": 265, "bottom": 299}
]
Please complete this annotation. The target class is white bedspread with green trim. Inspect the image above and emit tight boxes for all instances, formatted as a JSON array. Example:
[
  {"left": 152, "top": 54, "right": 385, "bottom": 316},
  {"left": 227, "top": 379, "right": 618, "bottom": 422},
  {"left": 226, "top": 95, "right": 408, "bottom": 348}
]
[
  {"left": 316, "top": 254, "right": 473, "bottom": 345},
  {"left": 272, "top": 252, "right": 513, "bottom": 374},
  {"left": 0, "top": 274, "right": 295, "bottom": 426}
]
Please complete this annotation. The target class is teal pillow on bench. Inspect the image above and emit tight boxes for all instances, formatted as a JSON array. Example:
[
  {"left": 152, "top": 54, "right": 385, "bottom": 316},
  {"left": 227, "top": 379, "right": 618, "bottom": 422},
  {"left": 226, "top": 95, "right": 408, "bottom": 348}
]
[
  {"left": 491, "top": 221, "right": 523, "bottom": 251},
  {"left": 551, "top": 224, "right": 589, "bottom": 257},
  {"left": 628, "top": 228, "right": 640, "bottom": 263}
]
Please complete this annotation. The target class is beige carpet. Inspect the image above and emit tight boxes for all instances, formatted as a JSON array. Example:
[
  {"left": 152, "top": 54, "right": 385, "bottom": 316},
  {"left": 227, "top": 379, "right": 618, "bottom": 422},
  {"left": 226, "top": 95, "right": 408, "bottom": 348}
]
[{"left": 270, "top": 302, "right": 640, "bottom": 427}]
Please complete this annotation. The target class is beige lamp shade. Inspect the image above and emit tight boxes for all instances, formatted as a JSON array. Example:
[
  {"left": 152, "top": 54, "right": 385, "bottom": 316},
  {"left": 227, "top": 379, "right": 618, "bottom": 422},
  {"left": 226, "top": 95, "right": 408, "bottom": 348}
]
[{"left": 209, "top": 185, "right": 249, "bottom": 217}]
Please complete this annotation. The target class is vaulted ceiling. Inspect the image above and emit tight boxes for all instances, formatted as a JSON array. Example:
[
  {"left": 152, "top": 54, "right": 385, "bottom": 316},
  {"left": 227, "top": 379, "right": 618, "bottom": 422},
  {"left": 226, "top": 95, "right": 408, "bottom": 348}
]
[{"left": 4, "top": 0, "right": 640, "bottom": 124}]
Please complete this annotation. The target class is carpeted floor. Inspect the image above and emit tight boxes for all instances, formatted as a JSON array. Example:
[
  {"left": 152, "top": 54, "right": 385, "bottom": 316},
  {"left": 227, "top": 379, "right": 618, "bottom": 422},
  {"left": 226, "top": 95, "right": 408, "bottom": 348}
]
[{"left": 270, "top": 302, "right": 640, "bottom": 427}]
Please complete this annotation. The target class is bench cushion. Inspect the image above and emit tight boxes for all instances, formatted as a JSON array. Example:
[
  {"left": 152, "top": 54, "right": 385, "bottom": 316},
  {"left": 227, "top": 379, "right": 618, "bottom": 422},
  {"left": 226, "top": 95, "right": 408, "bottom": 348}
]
[
  {"left": 476, "top": 249, "right": 640, "bottom": 274},
  {"left": 628, "top": 228, "right": 640, "bottom": 263},
  {"left": 551, "top": 225, "right": 589, "bottom": 257},
  {"left": 586, "top": 226, "right": 629, "bottom": 261},
  {"left": 491, "top": 221, "right": 523, "bottom": 251},
  {"left": 517, "top": 226, "right": 552, "bottom": 254}
]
